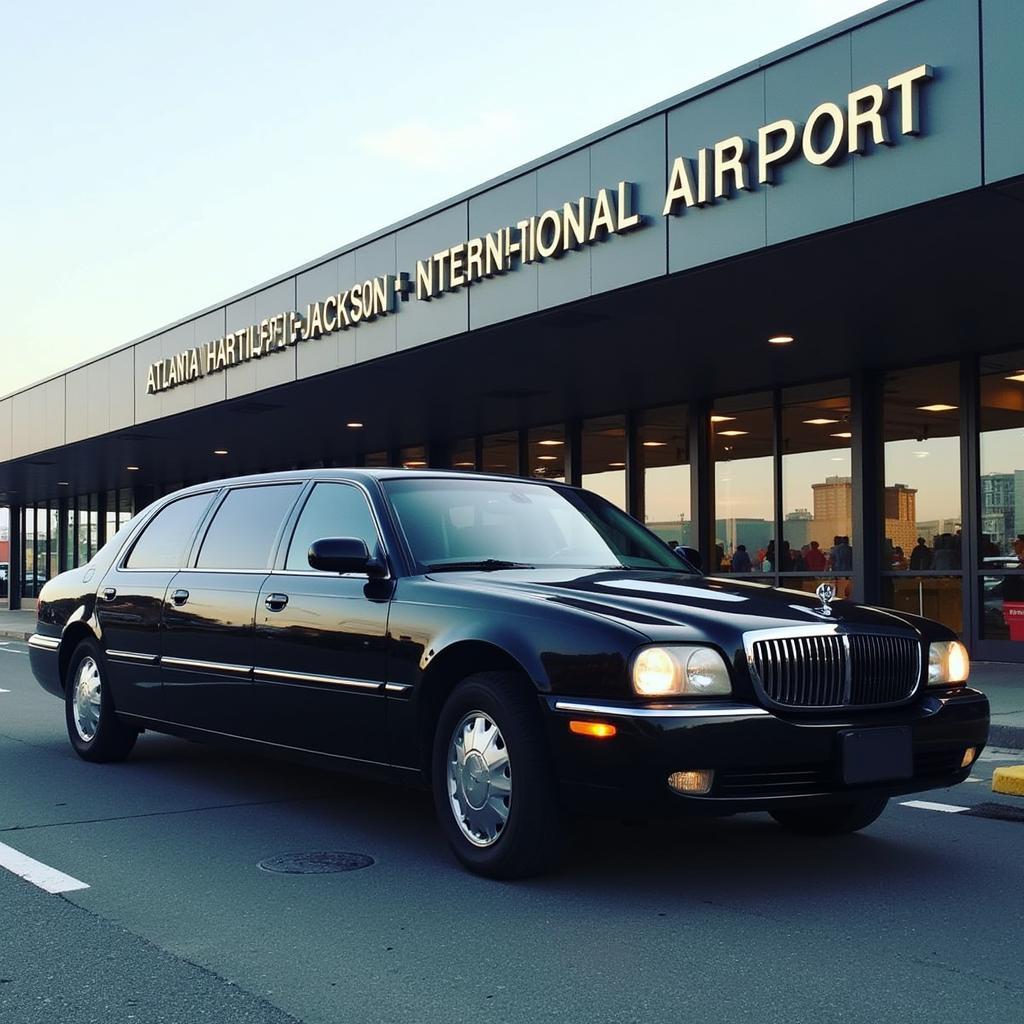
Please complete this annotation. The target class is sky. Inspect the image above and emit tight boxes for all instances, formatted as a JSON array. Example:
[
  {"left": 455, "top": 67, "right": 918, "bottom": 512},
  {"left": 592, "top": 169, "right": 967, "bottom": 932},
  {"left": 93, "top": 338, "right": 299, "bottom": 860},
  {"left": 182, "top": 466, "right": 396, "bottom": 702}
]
[{"left": 0, "top": 0, "right": 882, "bottom": 397}]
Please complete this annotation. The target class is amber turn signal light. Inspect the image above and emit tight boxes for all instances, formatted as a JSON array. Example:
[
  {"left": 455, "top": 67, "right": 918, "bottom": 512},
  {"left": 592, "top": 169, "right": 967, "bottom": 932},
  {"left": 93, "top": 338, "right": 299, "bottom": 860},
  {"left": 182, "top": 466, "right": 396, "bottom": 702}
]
[{"left": 569, "top": 720, "right": 617, "bottom": 739}]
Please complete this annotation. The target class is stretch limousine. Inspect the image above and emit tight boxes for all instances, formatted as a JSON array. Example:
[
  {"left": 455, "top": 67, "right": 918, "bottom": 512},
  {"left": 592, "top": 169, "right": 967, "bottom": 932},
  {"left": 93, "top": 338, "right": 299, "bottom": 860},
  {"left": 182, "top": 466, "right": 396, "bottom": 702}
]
[{"left": 30, "top": 470, "right": 989, "bottom": 877}]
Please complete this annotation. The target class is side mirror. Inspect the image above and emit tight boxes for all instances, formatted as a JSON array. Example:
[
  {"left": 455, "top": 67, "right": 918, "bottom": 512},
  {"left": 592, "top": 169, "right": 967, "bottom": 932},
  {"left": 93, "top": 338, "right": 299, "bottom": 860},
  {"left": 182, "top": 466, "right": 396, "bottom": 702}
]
[
  {"left": 308, "top": 537, "right": 385, "bottom": 576},
  {"left": 677, "top": 546, "right": 702, "bottom": 572}
]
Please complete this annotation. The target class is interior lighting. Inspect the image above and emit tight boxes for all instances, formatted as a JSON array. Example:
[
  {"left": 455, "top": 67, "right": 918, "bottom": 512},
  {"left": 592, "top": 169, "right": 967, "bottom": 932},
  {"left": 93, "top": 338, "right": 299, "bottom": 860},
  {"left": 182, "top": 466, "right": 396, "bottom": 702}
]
[
  {"left": 404, "top": 460, "right": 427, "bottom": 468},
  {"left": 917, "top": 404, "right": 957, "bottom": 412},
  {"left": 537, "top": 455, "right": 558, "bottom": 461},
  {"left": 710, "top": 415, "right": 736, "bottom": 423},
  {"left": 717, "top": 430, "right": 748, "bottom": 437},
  {"left": 453, "top": 461, "right": 474, "bottom": 468},
  {"left": 537, "top": 439, "right": 564, "bottom": 446},
  {"left": 1005, "top": 372, "right": 1024, "bottom": 383},
  {"left": 57, "top": 481, "right": 69, "bottom": 486},
  {"left": 346, "top": 422, "right": 364, "bottom": 428},
  {"left": 768, "top": 335, "right": 794, "bottom": 345},
  {"left": 667, "top": 770, "right": 714, "bottom": 795},
  {"left": 803, "top": 418, "right": 839, "bottom": 425},
  {"left": 609, "top": 462, "right": 626, "bottom": 468},
  {"left": 213, "top": 449, "right": 229, "bottom": 456},
  {"left": 126, "top": 465, "right": 140, "bottom": 471},
  {"left": 642, "top": 441, "right": 667, "bottom": 447},
  {"left": 569, "top": 720, "right": 617, "bottom": 739},
  {"left": 830, "top": 432, "right": 853, "bottom": 439}
]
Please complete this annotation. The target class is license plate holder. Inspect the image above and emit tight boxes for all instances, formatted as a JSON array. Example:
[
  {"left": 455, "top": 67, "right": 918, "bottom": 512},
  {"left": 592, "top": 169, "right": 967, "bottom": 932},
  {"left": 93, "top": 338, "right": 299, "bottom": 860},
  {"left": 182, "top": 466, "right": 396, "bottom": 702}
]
[{"left": 840, "top": 726, "right": 913, "bottom": 785}]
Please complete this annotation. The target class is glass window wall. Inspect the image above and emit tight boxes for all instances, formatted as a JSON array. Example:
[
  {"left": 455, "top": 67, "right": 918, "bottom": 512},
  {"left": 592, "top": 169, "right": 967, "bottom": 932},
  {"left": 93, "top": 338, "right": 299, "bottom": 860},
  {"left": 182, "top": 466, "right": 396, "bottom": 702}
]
[
  {"left": 482, "top": 432, "right": 519, "bottom": 476},
  {"left": 641, "top": 405, "right": 690, "bottom": 547},
  {"left": 528, "top": 425, "right": 565, "bottom": 482},
  {"left": 581, "top": 415, "right": 626, "bottom": 510}
]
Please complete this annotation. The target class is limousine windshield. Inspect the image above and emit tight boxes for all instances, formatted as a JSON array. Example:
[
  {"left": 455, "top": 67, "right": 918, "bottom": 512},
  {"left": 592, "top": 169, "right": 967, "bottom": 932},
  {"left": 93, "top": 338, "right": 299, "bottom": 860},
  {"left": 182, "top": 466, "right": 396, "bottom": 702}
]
[{"left": 384, "top": 477, "right": 692, "bottom": 573}]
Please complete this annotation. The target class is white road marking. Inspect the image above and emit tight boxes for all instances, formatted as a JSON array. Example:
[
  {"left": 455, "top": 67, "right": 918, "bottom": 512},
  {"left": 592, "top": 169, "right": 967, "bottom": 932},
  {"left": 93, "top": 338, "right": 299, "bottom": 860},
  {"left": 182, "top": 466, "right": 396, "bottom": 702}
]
[
  {"left": 0, "top": 689, "right": 10, "bottom": 694},
  {"left": 0, "top": 841, "right": 90, "bottom": 894},
  {"left": 901, "top": 800, "right": 969, "bottom": 813},
  {"left": 0, "top": 648, "right": 27, "bottom": 655}
]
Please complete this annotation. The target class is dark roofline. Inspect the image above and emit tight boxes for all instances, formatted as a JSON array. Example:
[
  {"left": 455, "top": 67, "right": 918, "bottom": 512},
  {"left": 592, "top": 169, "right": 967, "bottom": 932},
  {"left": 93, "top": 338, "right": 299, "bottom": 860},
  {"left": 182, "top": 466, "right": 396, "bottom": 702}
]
[{"left": 4, "top": 0, "right": 915, "bottom": 401}]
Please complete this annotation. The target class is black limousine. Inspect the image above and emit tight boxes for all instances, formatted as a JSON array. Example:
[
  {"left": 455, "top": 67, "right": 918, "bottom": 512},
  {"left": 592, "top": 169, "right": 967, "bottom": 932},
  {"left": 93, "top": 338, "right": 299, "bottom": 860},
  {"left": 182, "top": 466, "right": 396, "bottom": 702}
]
[{"left": 30, "top": 470, "right": 989, "bottom": 877}]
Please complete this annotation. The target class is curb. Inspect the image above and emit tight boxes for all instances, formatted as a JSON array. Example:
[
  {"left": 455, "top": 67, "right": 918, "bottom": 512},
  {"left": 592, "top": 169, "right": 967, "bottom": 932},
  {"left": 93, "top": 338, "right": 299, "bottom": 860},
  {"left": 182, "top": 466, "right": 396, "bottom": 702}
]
[
  {"left": 0, "top": 629, "right": 32, "bottom": 642},
  {"left": 988, "top": 723, "right": 1024, "bottom": 751}
]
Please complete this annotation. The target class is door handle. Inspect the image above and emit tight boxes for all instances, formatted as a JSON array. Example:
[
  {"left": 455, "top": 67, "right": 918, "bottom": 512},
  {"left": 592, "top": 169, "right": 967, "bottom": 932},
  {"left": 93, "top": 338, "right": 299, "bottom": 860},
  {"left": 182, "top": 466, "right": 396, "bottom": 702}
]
[
  {"left": 265, "top": 593, "right": 289, "bottom": 612},
  {"left": 100, "top": 587, "right": 117, "bottom": 602},
  {"left": 171, "top": 589, "right": 190, "bottom": 606}
]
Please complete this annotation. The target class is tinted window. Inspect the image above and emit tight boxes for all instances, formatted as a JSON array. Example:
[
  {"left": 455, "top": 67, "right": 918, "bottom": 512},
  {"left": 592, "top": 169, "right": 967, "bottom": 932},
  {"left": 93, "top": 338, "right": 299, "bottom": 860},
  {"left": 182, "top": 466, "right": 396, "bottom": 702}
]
[
  {"left": 197, "top": 484, "right": 302, "bottom": 570},
  {"left": 126, "top": 494, "right": 214, "bottom": 569},
  {"left": 286, "top": 483, "right": 380, "bottom": 570}
]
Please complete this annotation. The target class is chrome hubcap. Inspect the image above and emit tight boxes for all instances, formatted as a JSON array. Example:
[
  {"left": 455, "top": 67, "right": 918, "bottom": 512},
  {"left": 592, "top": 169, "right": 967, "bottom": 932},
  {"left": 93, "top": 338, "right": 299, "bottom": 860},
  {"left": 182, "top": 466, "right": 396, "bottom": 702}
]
[
  {"left": 447, "top": 710, "right": 512, "bottom": 847},
  {"left": 73, "top": 656, "right": 102, "bottom": 742}
]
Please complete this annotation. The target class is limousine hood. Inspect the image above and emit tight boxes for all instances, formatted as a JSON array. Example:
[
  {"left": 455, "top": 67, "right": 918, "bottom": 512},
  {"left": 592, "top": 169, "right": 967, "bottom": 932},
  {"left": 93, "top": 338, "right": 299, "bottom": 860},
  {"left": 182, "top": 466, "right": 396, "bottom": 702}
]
[{"left": 432, "top": 568, "right": 925, "bottom": 643}]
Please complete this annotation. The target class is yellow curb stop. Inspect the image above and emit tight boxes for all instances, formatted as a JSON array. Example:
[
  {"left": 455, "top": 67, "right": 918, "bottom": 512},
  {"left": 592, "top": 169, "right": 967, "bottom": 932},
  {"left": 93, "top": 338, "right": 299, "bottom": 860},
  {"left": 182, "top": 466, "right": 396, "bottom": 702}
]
[{"left": 992, "top": 766, "right": 1024, "bottom": 797}]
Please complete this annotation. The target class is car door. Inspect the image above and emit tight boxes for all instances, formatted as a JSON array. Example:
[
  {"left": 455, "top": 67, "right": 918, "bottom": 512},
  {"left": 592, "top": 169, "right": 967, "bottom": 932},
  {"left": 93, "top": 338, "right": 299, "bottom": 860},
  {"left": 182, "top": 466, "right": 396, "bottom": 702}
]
[
  {"left": 160, "top": 481, "right": 304, "bottom": 735},
  {"left": 95, "top": 491, "right": 217, "bottom": 720},
  {"left": 252, "top": 481, "right": 391, "bottom": 761}
]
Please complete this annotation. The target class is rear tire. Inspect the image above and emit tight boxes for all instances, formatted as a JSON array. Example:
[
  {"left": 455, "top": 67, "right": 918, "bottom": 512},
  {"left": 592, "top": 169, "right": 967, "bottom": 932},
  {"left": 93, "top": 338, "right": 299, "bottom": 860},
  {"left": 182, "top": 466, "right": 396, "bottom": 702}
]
[
  {"left": 770, "top": 796, "right": 888, "bottom": 835},
  {"left": 64, "top": 639, "right": 138, "bottom": 763},
  {"left": 432, "top": 671, "right": 563, "bottom": 879}
]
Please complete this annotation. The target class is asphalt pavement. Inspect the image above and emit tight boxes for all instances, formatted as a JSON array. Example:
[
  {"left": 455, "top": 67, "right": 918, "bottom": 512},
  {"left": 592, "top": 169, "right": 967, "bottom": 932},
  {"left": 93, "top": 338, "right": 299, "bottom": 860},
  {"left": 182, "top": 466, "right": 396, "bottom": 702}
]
[{"left": 1, "top": 638, "right": 1022, "bottom": 1024}]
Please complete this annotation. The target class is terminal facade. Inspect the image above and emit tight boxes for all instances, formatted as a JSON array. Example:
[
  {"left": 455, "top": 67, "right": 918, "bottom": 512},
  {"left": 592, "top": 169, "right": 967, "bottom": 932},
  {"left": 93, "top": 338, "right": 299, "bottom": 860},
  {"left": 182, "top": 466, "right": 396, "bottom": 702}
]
[{"left": 2, "top": 0, "right": 1023, "bottom": 661}]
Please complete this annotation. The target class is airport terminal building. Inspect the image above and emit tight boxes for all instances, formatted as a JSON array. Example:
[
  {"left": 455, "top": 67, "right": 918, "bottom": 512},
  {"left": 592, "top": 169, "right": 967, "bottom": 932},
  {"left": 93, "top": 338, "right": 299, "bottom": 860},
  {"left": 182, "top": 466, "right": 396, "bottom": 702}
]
[{"left": 2, "top": 0, "right": 1024, "bottom": 661}]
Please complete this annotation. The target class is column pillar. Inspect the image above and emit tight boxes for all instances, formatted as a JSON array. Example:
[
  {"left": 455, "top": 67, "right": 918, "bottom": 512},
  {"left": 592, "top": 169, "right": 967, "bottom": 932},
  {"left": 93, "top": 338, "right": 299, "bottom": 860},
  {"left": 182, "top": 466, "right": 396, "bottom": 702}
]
[
  {"left": 7, "top": 503, "right": 21, "bottom": 611},
  {"left": 688, "top": 401, "right": 715, "bottom": 572},
  {"left": 851, "top": 370, "right": 884, "bottom": 605}
]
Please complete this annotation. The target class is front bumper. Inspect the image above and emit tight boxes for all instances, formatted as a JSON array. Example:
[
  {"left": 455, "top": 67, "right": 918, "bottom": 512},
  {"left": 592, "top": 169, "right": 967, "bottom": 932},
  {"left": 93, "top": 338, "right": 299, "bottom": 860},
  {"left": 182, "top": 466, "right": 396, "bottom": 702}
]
[{"left": 542, "top": 688, "right": 990, "bottom": 813}]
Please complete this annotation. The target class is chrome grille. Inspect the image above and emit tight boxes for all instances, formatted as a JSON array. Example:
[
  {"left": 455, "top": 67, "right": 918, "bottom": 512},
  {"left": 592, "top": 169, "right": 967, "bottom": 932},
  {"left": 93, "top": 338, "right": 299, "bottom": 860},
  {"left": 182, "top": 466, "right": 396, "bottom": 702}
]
[{"left": 748, "top": 631, "right": 920, "bottom": 709}]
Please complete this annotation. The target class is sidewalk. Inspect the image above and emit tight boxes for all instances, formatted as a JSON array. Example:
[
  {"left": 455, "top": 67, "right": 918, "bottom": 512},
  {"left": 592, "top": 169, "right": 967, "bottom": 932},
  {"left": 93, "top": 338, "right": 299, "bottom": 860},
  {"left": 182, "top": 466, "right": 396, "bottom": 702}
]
[{"left": 1, "top": 607, "right": 1021, "bottom": 748}]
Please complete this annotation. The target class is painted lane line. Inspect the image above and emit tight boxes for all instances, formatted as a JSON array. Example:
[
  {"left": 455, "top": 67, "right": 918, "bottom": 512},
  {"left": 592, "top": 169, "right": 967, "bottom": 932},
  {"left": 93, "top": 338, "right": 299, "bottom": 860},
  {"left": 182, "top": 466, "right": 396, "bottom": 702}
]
[
  {"left": 900, "top": 800, "right": 969, "bottom": 813},
  {"left": 0, "top": 841, "right": 90, "bottom": 894},
  {"left": 0, "top": 689, "right": 10, "bottom": 694}
]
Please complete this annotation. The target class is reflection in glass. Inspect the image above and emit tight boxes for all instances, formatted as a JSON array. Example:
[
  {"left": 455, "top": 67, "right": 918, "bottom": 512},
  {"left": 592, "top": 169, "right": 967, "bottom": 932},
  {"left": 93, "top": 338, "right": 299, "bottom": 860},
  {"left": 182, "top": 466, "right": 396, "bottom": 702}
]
[
  {"left": 782, "top": 381, "right": 852, "bottom": 574},
  {"left": 400, "top": 444, "right": 427, "bottom": 469},
  {"left": 449, "top": 438, "right": 476, "bottom": 470},
  {"left": 528, "top": 425, "right": 565, "bottom": 483},
  {"left": 980, "top": 573, "right": 1024, "bottom": 642},
  {"left": 883, "top": 576, "right": 963, "bottom": 636},
  {"left": 582, "top": 415, "right": 626, "bottom": 510},
  {"left": 712, "top": 395, "right": 773, "bottom": 573},
  {"left": 979, "top": 350, "right": 1024, "bottom": 563},
  {"left": 641, "top": 405, "right": 690, "bottom": 547},
  {"left": 882, "top": 363, "right": 961, "bottom": 570},
  {"left": 364, "top": 451, "right": 389, "bottom": 468},
  {"left": 482, "top": 432, "right": 519, "bottom": 476}
]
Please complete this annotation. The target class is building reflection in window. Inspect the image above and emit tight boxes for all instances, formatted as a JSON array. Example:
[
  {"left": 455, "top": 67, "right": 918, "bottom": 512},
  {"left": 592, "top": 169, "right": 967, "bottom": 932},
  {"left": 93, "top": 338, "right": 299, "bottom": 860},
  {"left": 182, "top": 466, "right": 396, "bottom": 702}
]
[
  {"left": 449, "top": 438, "right": 476, "bottom": 471},
  {"left": 712, "top": 394, "right": 773, "bottom": 574},
  {"left": 528, "top": 425, "right": 565, "bottom": 482},
  {"left": 884, "top": 576, "right": 963, "bottom": 636},
  {"left": 364, "top": 450, "right": 389, "bottom": 468},
  {"left": 640, "top": 405, "right": 690, "bottom": 547},
  {"left": 781, "top": 381, "right": 852, "bottom": 575},
  {"left": 978, "top": 350, "right": 1024, "bottom": 644},
  {"left": 581, "top": 415, "right": 626, "bottom": 510},
  {"left": 400, "top": 445, "right": 428, "bottom": 469},
  {"left": 882, "top": 363, "right": 962, "bottom": 571}
]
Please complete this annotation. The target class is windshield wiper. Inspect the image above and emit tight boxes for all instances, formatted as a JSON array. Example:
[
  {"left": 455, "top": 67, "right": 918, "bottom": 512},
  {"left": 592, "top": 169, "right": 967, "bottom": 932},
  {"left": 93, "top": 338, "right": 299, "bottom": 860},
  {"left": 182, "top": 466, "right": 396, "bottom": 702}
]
[{"left": 425, "top": 559, "right": 535, "bottom": 572}]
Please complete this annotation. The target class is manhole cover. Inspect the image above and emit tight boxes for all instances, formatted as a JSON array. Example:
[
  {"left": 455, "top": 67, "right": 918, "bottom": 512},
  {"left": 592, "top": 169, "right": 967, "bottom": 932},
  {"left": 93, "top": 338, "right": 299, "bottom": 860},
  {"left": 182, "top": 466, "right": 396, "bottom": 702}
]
[{"left": 258, "top": 851, "right": 375, "bottom": 874}]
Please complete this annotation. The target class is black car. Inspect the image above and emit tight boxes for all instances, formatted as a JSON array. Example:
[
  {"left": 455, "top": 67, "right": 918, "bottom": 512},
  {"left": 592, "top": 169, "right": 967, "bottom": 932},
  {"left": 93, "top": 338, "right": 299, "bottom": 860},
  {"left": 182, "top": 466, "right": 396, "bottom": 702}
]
[{"left": 29, "top": 470, "right": 989, "bottom": 877}]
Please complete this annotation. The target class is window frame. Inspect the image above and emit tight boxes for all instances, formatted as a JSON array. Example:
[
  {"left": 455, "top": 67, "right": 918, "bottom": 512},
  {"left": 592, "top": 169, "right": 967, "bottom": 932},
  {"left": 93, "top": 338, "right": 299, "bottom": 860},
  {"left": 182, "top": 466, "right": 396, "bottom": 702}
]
[{"left": 118, "top": 490, "right": 220, "bottom": 572}]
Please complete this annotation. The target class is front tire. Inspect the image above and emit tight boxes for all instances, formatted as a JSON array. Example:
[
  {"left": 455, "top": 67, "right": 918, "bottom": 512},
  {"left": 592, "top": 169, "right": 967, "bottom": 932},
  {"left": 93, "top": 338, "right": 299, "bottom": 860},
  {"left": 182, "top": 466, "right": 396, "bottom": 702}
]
[
  {"left": 770, "top": 796, "right": 888, "bottom": 835},
  {"left": 432, "top": 671, "right": 563, "bottom": 879},
  {"left": 64, "top": 639, "right": 138, "bottom": 763}
]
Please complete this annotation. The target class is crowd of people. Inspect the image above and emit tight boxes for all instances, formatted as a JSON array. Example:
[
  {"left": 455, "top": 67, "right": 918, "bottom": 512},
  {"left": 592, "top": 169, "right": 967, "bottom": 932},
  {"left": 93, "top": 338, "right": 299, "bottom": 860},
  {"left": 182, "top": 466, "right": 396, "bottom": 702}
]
[{"left": 716, "top": 535, "right": 853, "bottom": 574}]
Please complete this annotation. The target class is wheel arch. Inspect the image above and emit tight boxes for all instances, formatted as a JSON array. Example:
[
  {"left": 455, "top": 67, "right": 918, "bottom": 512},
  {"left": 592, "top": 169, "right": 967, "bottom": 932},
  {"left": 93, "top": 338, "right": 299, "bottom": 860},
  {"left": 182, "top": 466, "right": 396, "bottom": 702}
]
[{"left": 58, "top": 622, "right": 100, "bottom": 692}]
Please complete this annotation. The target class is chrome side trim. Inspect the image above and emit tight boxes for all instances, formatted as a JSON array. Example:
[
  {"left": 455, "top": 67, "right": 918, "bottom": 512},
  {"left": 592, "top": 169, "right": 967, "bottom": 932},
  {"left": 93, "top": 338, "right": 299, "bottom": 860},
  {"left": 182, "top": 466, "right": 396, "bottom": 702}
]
[
  {"left": 162, "top": 656, "right": 252, "bottom": 676},
  {"left": 28, "top": 634, "right": 60, "bottom": 651},
  {"left": 384, "top": 682, "right": 412, "bottom": 694},
  {"left": 106, "top": 649, "right": 159, "bottom": 664},
  {"left": 553, "top": 700, "right": 770, "bottom": 719},
  {"left": 253, "top": 667, "right": 382, "bottom": 692}
]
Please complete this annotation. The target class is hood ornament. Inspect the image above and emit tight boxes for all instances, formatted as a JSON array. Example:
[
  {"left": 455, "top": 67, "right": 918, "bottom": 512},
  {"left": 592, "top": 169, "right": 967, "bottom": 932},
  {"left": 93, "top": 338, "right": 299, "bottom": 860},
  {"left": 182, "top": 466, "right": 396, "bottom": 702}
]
[{"left": 815, "top": 582, "right": 837, "bottom": 616}]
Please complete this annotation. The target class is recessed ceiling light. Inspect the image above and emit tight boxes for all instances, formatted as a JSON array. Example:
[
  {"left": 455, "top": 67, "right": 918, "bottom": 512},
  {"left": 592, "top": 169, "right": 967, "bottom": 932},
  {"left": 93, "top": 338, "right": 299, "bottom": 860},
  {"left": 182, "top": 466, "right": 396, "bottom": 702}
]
[
  {"left": 718, "top": 430, "right": 749, "bottom": 437},
  {"left": 830, "top": 432, "right": 852, "bottom": 439},
  {"left": 58, "top": 481, "right": 70, "bottom": 486},
  {"left": 404, "top": 460, "right": 427, "bottom": 468},
  {"left": 453, "top": 461, "right": 474, "bottom": 467},
  {"left": 768, "top": 334, "right": 794, "bottom": 345},
  {"left": 803, "top": 418, "right": 839, "bottom": 425},
  {"left": 710, "top": 415, "right": 736, "bottom": 423},
  {"left": 917, "top": 404, "right": 957, "bottom": 412},
  {"left": 537, "top": 439, "right": 564, "bottom": 446},
  {"left": 642, "top": 440, "right": 667, "bottom": 447},
  {"left": 213, "top": 449, "right": 228, "bottom": 456},
  {"left": 126, "top": 465, "right": 140, "bottom": 471},
  {"left": 346, "top": 422, "right": 364, "bottom": 428},
  {"left": 1006, "top": 372, "right": 1024, "bottom": 383},
  {"left": 538, "top": 455, "right": 558, "bottom": 461},
  {"left": 609, "top": 462, "right": 626, "bottom": 468}
]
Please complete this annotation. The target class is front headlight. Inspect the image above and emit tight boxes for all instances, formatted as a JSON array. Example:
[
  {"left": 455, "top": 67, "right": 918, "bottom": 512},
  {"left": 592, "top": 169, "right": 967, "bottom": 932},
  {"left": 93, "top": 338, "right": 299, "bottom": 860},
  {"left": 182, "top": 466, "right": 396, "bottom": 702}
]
[
  {"left": 632, "top": 645, "right": 732, "bottom": 697},
  {"left": 927, "top": 640, "right": 970, "bottom": 686}
]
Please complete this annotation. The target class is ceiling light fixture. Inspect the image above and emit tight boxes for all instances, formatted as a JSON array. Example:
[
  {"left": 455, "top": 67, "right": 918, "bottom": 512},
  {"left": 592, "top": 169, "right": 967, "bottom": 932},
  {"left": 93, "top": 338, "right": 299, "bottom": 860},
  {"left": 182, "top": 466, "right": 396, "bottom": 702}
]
[
  {"left": 1005, "top": 372, "right": 1024, "bottom": 383},
  {"left": 831, "top": 432, "right": 852, "bottom": 439},
  {"left": 642, "top": 440, "right": 667, "bottom": 447},
  {"left": 538, "top": 455, "right": 558, "bottom": 461},
  {"left": 58, "top": 481, "right": 70, "bottom": 486},
  {"left": 453, "top": 461, "right": 474, "bottom": 467},
  {"left": 718, "top": 430, "right": 749, "bottom": 437},
  {"left": 609, "top": 462, "right": 626, "bottom": 468},
  {"left": 213, "top": 449, "right": 228, "bottom": 456},
  {"left": 126, "top": 465, "right": 140, "bottom": 471},
  {"left": 404, "top": 460, "right": 427, "bottom": 468},
  {"left": 768, "top": 334, "right": 794, "bottom": 345},
  {"left": 537, "top": 439, "right": 564, "bottom": 446},
  {"left": 803, "top": 418, "right": 839, "bottom": 425},
  {"left": 346, "top": 421, "right": 364, "bottom": 428},
  {"left": 710, "top": 415, "right": 736, "bottom": 423},
  {"left": 917, "top": 404, "right": 957, "bottom": 412}
]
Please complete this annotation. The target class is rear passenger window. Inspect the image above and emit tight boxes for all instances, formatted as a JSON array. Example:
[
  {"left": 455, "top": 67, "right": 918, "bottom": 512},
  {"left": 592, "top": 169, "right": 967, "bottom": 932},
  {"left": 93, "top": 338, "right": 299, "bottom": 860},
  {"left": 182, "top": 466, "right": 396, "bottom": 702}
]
[
  {"left": 126, "top": 493, "right": 215, "bottom": 569},
  {"left": 285, "top": 483, "right": 381, "bottom": 570},
  {"left": 196, "top": 484, "right": 302, "bottom": 570}
]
